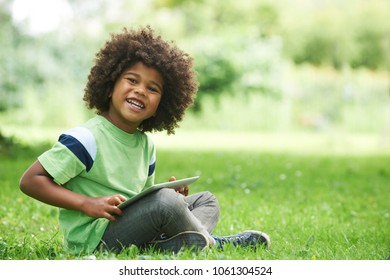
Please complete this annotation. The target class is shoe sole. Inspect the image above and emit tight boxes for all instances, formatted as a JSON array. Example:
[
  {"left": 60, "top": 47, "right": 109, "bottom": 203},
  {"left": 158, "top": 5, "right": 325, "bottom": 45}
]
[
  {"left": 243, "top": 230, "right": 271, "bottom": 249},
  {"left": 148, "top": 231, "right": 209, "bottom": 253}
]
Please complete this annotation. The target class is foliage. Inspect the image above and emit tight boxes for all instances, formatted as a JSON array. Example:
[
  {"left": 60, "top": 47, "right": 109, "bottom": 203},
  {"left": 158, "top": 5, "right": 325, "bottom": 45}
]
[
  {"left": 0, "top": 0, "right": 97, "bottom": 114},
  {"left": 0, "top": 0, "right": 389, "bottom": 154},
  {"left": 1, "top": 0, "right": 389, "bottom": 115},
  {"left": 280, "top": 0, "right": 390, "bottom": 70},
  {"left": 0, "top": 6, "right": 37, "bottom": 111},
  {"left": 193, "top": 46, "right": 237, "bottom": 111},
  {"left": 0, "top": 132, "right": 14, "bottom": 154}
]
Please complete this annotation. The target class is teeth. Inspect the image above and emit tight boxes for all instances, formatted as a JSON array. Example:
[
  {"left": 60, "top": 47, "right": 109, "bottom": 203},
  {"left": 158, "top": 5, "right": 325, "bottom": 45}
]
[{"left": 127, "top": 99, "right": 144, "bottom": 109}]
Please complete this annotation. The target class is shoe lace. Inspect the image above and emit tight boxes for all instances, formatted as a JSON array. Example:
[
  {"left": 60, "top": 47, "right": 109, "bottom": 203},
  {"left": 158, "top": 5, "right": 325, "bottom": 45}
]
[{"left": 217, "top": 232, "right": 254, "bottom": 246}]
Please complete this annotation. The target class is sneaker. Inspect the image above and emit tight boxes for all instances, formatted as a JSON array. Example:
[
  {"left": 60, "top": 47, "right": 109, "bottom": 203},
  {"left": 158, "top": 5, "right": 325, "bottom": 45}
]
[
  {"left": 213, "top": 230, "right": 271, "bottom": 249},
  {"left": 147, "top": 231, "right": 209, "bottom": 253}
]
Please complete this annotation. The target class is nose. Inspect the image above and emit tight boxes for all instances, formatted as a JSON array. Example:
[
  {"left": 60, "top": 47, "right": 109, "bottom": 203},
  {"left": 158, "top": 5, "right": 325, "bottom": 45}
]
[{"left": 134, "top": 87, "right": 146, "bottom": 97}]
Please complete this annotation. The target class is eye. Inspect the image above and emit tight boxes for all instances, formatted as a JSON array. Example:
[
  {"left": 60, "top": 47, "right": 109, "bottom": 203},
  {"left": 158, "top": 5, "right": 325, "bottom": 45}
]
[
  {"left": 148, "top": 86, "right": 159, "bottom": 93},
  {"left": 126, "top": 77, "right": 137, "bottom": 84}
]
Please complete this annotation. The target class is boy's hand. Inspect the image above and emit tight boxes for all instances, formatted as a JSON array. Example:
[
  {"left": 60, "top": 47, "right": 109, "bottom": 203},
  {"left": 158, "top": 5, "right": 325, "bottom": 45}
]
[
  {"left": 81, "top": 194, "right": 126, "bottom": 222},
  {"left": 170, "top": 176, "right": 189, "bottom": 196}
]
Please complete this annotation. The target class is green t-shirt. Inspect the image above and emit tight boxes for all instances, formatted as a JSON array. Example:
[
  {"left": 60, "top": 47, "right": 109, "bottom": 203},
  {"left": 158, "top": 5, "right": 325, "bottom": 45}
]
[{"left": 38, "top": 116, "right": 156, "bottom": 254}]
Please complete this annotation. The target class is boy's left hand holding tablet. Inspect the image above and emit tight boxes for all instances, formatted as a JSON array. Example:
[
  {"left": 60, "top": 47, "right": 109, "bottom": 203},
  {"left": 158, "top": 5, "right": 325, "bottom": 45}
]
[{"left": 170, "top": 176, "right": 189, "bottom": 196}]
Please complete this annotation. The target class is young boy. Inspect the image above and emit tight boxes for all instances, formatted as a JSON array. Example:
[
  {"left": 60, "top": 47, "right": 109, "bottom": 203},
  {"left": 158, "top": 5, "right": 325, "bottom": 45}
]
[{"left": 19, "top": 26, "right": 270, "bottom": 255}]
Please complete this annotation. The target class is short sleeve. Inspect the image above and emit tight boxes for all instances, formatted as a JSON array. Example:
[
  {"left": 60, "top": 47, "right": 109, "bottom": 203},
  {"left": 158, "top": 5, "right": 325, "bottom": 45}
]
[
  {"left": 38, "top": 127, "right": 97, "bottom": 185},
  {"left": 38, "top": 141, "right": 86, "bottom": 185}
]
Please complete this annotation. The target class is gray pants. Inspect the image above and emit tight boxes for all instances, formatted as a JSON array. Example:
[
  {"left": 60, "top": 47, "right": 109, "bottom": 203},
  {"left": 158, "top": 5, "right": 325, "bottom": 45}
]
[{"left": 100, "top": 188, "right": 220, "bottom": 251}]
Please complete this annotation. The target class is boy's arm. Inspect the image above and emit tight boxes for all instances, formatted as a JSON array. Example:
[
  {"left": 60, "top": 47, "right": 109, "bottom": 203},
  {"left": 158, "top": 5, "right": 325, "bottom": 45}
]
[{"left": 19, "top": 161, "right": 125, "bottom": 222}]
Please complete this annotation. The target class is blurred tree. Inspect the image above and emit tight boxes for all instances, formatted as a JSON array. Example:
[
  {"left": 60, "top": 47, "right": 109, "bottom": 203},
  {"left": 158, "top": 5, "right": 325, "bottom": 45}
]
[
  {"left": 349, "top": 1, "right": 390, "bottom": 70},
  {"left": 0, "top": 1, "right": 41, "bottom": 111},
  {"left": 150, "top": 0, "right": 283, "bottom": 111},
  {"left": 154, "top": 0, "right": 204, "bottom": 8},
  {"left": 281, "top": 0, "right": 390, "bottom": 70},
  {"left": 1, "top": 0, "right": 388, "bottom": 133},
  {"left": 249, "top": 3, "right": 280, "bottom": 38},
  {"left": 352, "top": 29, "right": 385, "bottom": 70},
  {"left": 192, "top": 44, "right": 238, "bottom": 111}
]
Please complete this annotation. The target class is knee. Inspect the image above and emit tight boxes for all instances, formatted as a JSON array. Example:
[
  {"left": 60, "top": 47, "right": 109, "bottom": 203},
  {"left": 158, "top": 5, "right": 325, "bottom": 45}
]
[
  {"left": 208, "top": 191, "right": 220, "bottom": 216},
  {"left": 202, "top": 191, "right": 219, "bottom": 206},
  {"left": 198, "top": 191, "right": 220, "bottom": 217},
  {"left": 204, "top": 191, "right": 219, "bottom": 206},
  {"left": 154, "top": 188, "right": 189, "bottom": 212}
]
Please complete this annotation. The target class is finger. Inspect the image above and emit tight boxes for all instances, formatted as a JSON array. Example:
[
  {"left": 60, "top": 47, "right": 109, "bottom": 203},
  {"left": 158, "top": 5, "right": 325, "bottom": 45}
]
[
  {"left": 169, "top": 176, "right": 176, "bottom": 182},
  {"left": 104, "top": 212, "right": 116, "bottom": 222},
  {"left": 110, "top": 195, "right": 126, "bottom": 206},
  {"left": 105, "top": 204, "right": 123, "bottom": 219},
  {"left": 111, "top": 205, "right": 124, "bottom": 217},
  {"left": 175, "top": 186, "right": 188, "bottom": 196}
]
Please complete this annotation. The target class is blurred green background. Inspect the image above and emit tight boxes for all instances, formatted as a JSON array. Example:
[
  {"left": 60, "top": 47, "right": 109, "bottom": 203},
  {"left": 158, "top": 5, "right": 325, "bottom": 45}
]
[{"left": 1, "top": 0, "right": 389, "bottom": 154}]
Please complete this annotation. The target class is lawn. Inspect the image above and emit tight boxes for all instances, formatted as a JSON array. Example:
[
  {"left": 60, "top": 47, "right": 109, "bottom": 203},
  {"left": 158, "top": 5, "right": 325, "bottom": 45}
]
[{"left": 0, "top": 140, "right": 389, "bottom": 260}]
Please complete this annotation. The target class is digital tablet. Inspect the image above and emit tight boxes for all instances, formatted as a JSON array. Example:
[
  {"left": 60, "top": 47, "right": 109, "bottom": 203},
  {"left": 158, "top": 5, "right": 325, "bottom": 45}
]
[{"left": 118, "top": 176, "right": 200, "bottom": 209}]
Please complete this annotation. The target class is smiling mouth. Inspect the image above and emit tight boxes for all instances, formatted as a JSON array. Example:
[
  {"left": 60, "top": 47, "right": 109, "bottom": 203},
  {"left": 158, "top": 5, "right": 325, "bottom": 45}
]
[{"left": 126, "top": 98, "right": 145, "bottom": 110}]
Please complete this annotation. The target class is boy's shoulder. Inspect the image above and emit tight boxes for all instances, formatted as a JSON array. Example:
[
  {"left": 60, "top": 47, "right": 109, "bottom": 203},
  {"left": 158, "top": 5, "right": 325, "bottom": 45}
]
[
  {"left": 60, "top": 116, "right": 108, "bottom": 153},
  {"left": 60, "top": 125, "right": 97, "bottom": 162}
]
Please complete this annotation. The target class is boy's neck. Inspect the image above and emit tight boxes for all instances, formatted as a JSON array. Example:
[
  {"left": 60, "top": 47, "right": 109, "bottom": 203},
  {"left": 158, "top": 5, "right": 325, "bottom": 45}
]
[{"left": 101, "top": 112, "right": 139, "bottom": 134}]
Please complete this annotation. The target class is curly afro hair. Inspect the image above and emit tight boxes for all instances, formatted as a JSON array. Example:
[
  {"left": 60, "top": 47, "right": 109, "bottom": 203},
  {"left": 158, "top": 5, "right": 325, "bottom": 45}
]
[{"left": 83, "top": 26, "right": 198, "bottom": 135}]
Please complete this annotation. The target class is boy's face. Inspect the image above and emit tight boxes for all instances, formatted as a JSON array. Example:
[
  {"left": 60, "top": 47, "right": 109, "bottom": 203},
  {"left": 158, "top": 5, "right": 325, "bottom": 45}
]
[{"left": 105, "top": 62, "right": 164, "bottom": 133}]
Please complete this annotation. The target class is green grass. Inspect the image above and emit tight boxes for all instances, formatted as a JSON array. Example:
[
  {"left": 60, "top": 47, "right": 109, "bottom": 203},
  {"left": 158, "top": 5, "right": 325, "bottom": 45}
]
[{"left": 0, "top": 143, "right": 389, "bottom": 260}]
